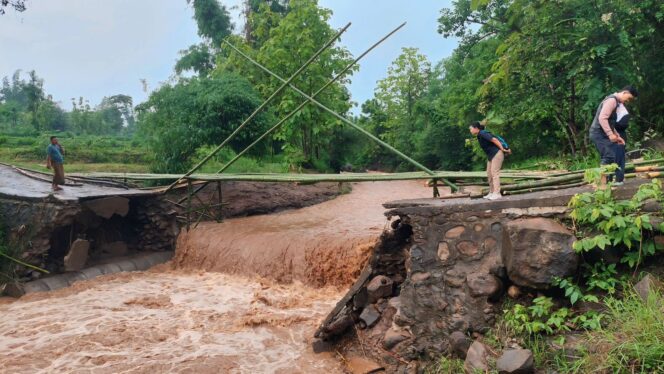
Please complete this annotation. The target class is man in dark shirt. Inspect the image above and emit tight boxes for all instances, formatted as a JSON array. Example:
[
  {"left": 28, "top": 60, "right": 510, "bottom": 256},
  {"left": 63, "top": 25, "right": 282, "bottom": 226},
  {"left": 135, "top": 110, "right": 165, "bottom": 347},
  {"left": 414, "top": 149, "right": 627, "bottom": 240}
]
[{"left": 46, "top": 136, "right": 65, "bottom": 191}]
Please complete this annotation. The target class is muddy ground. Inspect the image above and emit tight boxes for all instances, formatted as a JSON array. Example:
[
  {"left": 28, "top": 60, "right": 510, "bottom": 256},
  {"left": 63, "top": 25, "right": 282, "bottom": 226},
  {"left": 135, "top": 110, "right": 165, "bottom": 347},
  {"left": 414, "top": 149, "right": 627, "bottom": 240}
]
[{"left": 168, "top": 180, "right": 343, "bottom": 219}]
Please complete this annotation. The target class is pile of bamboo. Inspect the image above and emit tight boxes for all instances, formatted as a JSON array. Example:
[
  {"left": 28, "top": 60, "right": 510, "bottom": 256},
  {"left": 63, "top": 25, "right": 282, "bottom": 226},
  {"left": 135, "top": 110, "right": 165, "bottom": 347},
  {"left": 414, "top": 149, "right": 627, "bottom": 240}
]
[{"left": 478, "top": 158, "right": 664, "bottom": 197}]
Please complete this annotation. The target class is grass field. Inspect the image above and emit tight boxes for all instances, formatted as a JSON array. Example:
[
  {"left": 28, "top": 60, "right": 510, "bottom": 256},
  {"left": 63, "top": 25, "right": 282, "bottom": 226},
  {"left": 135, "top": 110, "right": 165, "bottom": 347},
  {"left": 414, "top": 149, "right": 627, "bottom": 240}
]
[
  {"left": 0, "top": 132, "right": 289, "bottom": 175},
  {"left": 0, "top": 132, "right": 150, "bottom": 173}
]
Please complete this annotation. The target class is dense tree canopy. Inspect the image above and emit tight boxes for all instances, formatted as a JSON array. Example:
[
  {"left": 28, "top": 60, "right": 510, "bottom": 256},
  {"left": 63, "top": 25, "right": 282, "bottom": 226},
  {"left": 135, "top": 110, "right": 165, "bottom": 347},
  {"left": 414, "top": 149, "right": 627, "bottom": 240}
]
[
  {"left": 0, "top": 70, "right": 135, "bottom": 135},
  {"left": 136, "top": 74, "right": 271, "bottom": 173}
]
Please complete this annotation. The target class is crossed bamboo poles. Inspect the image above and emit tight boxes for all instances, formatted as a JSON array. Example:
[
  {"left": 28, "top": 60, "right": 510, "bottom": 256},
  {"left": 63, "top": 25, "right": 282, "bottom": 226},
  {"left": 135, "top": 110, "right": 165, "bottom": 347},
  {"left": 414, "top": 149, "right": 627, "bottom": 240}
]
[{"left": 165, "top": 22, "right": 457, "bottom": 226}]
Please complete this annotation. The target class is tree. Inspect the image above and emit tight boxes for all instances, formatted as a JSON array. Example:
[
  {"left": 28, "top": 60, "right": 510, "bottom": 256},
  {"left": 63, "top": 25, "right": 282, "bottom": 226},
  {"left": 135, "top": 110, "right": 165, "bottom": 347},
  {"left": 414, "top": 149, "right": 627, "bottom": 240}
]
[
  {"left": 136, "top": 74, "right": 271, "bottom": 173},
  {"left": 0, "top": 0, "right": 26, "bottom": 15},
  {"left": 35, "top": 99, "right": 67, "bottom": 131},
  {"left": 176, "top": 0, "right": 234, "bottom": 77},
  {"left": 97, "top": 95, "right": 135, "bottom": 133},
  {"left": 436, "top": 0, "right": 664, "bottom": 161},
  {"left": 374, "top": 48, "right": 432, "bottom": 155},
  {"left": 242, "top": 0, "right": 289, "bottom": 46},
  {"left": 244, "top": 0, "right": 355, "bottom": 167}
]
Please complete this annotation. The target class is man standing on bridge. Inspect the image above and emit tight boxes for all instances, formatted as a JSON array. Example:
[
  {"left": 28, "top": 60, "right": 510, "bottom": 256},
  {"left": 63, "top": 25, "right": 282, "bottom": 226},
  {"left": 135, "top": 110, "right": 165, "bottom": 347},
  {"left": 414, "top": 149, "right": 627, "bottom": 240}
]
[{"left": 46, "top": 136, "right": 65, "bottom": 191}]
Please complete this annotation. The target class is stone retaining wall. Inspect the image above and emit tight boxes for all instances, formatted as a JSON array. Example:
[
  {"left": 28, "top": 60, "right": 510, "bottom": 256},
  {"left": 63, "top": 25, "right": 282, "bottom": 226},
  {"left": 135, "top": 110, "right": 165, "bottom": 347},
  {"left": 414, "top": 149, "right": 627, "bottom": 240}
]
[
  {"left": 0, "top": 194, "right": 178, "bottom": 289},
  {"left": 316, "top": 181, "right": 645, "bottom": 370}
]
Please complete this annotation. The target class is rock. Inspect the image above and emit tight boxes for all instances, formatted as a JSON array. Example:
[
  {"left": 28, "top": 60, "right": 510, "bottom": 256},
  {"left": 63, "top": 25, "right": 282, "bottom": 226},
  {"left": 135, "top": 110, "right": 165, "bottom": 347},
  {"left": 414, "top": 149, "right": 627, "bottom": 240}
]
[
  {"left": 405, "top": 360, "right": 419, "bottom": 374},
  {"left": 450, "top": 331, "right": 471, "bottom": 359},
  {"left": 464, "top": 341, "right": 489, "bottom": 373},
  {"left": 445, "top": 226, "right": 465, "bottom": 239},
  {"left": 64, "top": 239, "right": 89, "bottom": 272},
  {"left": 502, "top": 218, "right": 578, "bottom": 289},
  {"left": 467, "top": 273, "right": 503, "bottom": 299},
  {"left": 346, "top": 356, "right": 384, "bottom": 374},
  {"left": 437, "top": 242, "right": 451, "bottom": 261},
  {"left": 507, "top": 285, "right": 521, "bottom": 299},
  {"left": 100, "top": 241, "right": 128, "bottom": 256},
  {"left": 383, "top": 328, "right": 409, "bottom": 349},
  {"left": 83, "top": 196, "right": 130, "bottom": 219},
  {"left": 312, "top": 339, "right": 333, "bottom": 353},
  {"left": 411, "top": 272, "right": 431, "bottom": 283},
  {"left": 367, "top": 275, "right": 393, "bottom": 303},
  {"left": 496, "top": 348, "right": 534, "bottom": 374},
  {"left": 359, "top": 305, "right": 381, "bottom": 328},
  {"left": 457, "top": 241, "right": 479, "bottom": 257},
  {"left": 634, "top": 274, "right": 663, "bottom": 303}
]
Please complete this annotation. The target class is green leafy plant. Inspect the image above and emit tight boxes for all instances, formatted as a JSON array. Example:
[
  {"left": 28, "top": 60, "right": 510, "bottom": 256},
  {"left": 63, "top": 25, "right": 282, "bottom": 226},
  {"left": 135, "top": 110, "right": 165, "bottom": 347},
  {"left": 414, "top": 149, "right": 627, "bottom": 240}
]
[
  {"left": 504, "top": 297, "right": 572, "bottom": 335},
  {"left": 583, "top": 163, "right": 618, "bottom": 185},
  {"left": 552, "top": 276, "right": 599, "bottom": 305},
  {"left": 569, "top": 179, "right": 664, "bottom": 269}
]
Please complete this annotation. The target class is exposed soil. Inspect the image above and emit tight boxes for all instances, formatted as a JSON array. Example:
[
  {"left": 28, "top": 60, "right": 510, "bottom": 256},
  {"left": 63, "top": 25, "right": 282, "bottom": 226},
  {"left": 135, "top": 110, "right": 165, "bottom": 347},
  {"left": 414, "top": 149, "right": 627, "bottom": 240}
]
[{"left": 169, "top": 180, "right": 343, "bottom": 219}]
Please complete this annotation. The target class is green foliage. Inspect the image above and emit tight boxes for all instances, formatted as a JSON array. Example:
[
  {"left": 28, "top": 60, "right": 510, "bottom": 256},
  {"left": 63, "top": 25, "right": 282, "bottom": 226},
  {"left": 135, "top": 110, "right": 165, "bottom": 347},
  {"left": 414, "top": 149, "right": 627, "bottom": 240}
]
[
  {"left": 425, "top": 355, "right": 466, "bottom": 374},
  {"left": 573, "top": 285, "right": 664, "bottom": 373},
  {"left": 569, "top": 180, "right": 664, "bottom": 268},
  {"left": 189, "top": 0, "right": 233, "bottom": 47},
  {"left": 136, "top": 74, "right": 271, "bottom": 173},
  {"left": 436, "top": 0, "right": 664, "bottom": 162},
  {"left": 503, "top": 297, "right": 572, "bottom": 335},
  {"left": 552, "top": 276, "right": 599, "bottom": 305},
  {"left": 243, "top": 0, "right": 355, "bottom": 168},
  {"left": 1, "top": 70, "right": 135, "bottom": 135}
]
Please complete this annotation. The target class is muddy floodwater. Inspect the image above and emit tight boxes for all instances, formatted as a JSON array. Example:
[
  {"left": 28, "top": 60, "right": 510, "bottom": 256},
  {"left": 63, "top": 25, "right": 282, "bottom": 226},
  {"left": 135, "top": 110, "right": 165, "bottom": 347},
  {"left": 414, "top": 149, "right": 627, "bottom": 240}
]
[{"left": 0, "top": 180, "right": 434, "bottom": 373}]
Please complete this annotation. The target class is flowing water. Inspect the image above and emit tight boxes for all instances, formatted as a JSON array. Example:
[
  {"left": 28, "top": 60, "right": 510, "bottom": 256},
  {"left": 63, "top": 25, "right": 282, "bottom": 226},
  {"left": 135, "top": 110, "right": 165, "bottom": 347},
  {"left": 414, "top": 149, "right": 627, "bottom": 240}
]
[{"left": 0, "top": 181, "right": 434, "bottom": 373}]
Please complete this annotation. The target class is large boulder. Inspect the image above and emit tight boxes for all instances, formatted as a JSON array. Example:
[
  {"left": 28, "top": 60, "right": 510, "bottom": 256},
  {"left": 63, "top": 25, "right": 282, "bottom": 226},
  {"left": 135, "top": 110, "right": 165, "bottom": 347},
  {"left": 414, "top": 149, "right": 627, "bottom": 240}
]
[
  {"left": 502, "top": 218, "right": 578, "bottom": 289},
  {"left": 366, "top": 275, "right": 393, "bottom": 303},
  {"left": 64, "top": 239, "right": 89, "bottom": 272},
  {"left": 496, "top": 348, "right": 534, "bottom": 374},
  {"left": 449, "top": 331, "right": 471, "bottom": 359},
  {"left": 634, "top": 274, "right": 663, "bottom": 303},
  {"left": 464, "top": 341, "right": 489, "bottom": 373}
]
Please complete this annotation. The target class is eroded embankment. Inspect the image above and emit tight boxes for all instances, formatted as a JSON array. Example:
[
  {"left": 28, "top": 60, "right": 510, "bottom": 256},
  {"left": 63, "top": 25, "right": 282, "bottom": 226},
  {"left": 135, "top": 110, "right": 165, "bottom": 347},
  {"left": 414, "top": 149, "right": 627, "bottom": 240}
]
[
  {"left": 173, "top": 181, "right": 434, "bottom": 288},
  {"left": 0, "top": 180, "right": 435, "bottom": 373}
]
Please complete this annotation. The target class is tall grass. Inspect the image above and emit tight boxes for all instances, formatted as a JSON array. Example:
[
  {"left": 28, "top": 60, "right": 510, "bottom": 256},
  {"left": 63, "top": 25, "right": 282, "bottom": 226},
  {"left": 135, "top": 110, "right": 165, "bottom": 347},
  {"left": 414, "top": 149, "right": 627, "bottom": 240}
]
[{"left": 575, "top": 286, "right": 664, "bottom": 373}]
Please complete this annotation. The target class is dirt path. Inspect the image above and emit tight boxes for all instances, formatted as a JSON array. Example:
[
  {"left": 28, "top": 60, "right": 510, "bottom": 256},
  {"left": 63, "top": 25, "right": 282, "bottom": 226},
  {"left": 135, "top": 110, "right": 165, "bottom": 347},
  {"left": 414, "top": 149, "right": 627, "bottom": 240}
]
[{"left": 0, "top": 180, "right": 437, "bottom": 373}]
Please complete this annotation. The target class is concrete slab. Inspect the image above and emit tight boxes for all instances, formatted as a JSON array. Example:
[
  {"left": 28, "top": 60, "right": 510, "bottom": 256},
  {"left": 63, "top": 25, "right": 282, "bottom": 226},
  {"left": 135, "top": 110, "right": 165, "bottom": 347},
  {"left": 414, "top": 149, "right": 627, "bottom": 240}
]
[
  {"left": 0, "top": 164, "right": 156, "bottom": 202},
  {"left": 384, "top": 179, "right": 647, "bottom": 215}
]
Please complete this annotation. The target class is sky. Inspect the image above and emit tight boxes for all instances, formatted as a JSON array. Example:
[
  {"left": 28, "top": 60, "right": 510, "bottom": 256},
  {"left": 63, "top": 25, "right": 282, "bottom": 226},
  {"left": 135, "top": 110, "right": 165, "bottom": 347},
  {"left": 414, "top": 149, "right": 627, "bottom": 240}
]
[{"left": 0, "top": 0, "right": 458, "bottom": 112}]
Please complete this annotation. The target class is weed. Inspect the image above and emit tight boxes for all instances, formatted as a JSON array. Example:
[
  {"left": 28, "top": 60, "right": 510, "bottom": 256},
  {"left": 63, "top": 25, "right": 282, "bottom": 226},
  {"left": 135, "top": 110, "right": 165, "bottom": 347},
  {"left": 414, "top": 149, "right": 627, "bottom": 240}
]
[
  {"left": 424, "top": 355, "right": 465, "bottom": 374},
  {"left": 569, "top": 179, "right": 664, "bottom": 269},
  {"left": 574, "top": 286, "right": 664, "bottom": 373}
]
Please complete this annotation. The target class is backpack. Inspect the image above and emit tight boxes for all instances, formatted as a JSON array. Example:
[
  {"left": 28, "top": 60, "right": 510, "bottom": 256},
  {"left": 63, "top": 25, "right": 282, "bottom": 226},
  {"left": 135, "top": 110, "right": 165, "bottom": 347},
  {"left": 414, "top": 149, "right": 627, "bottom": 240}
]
[{"left": 480, "top": 130, "right": 510, "bottom": 150}]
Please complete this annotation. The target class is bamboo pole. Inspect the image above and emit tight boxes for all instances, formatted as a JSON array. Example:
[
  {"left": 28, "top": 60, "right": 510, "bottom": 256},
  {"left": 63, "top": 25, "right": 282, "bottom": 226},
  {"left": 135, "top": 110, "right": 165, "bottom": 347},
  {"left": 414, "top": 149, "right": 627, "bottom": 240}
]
[
  {"left": 222, "top": 28, "right": 460, "bottom": 192},
  {"left": 503, "top": 182, "right": 587, "bottom": 195},
  {"left": 482, "top": 173, "right": 585, "bottom": 194},
  {"left": 162, "top": 22, "right": 352, "bottom": 194}
]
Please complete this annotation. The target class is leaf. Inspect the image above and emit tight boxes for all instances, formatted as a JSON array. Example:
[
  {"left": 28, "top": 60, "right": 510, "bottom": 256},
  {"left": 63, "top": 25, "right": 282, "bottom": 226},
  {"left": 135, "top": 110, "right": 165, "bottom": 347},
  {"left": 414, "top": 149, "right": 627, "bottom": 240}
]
[{"left": 570, "top": 292, "right": 579, "bottom": 305}]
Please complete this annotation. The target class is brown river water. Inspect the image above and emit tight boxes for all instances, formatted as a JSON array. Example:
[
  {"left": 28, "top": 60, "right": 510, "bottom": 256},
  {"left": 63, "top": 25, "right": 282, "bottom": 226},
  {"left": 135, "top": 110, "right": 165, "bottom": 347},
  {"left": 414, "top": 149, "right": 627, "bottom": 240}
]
[{"left": 0, "top": 181, "right": 434, "bottom": 373}]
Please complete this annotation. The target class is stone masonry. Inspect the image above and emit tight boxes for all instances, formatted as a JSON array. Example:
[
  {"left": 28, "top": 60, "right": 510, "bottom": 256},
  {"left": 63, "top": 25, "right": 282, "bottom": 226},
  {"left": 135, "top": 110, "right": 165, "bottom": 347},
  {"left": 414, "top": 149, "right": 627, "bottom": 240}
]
[{"left": 316, "top": 180, "right": 647, "bottom": 369}]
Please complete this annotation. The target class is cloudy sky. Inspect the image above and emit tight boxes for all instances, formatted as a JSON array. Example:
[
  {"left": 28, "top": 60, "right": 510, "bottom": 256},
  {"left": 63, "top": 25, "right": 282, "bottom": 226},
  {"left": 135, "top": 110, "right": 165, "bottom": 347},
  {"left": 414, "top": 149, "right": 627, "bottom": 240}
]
[{"left": 0, "top": 0, "right": 457, "bottom": 111}]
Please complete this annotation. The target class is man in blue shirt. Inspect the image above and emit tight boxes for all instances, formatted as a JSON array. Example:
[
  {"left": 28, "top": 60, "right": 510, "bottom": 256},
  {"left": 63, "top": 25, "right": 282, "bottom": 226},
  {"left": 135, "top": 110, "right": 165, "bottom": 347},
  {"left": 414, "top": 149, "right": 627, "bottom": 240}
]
[{"left": 46, "top": 136, "right": 65, "bottom": 191}]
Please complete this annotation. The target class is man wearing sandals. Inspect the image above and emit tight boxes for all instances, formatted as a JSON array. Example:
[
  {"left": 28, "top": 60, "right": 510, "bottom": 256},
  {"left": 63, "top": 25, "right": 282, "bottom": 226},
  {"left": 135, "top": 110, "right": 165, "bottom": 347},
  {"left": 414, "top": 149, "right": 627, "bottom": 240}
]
[{"left": 46, "top": 136, "right": 65, "bottom": 191}]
